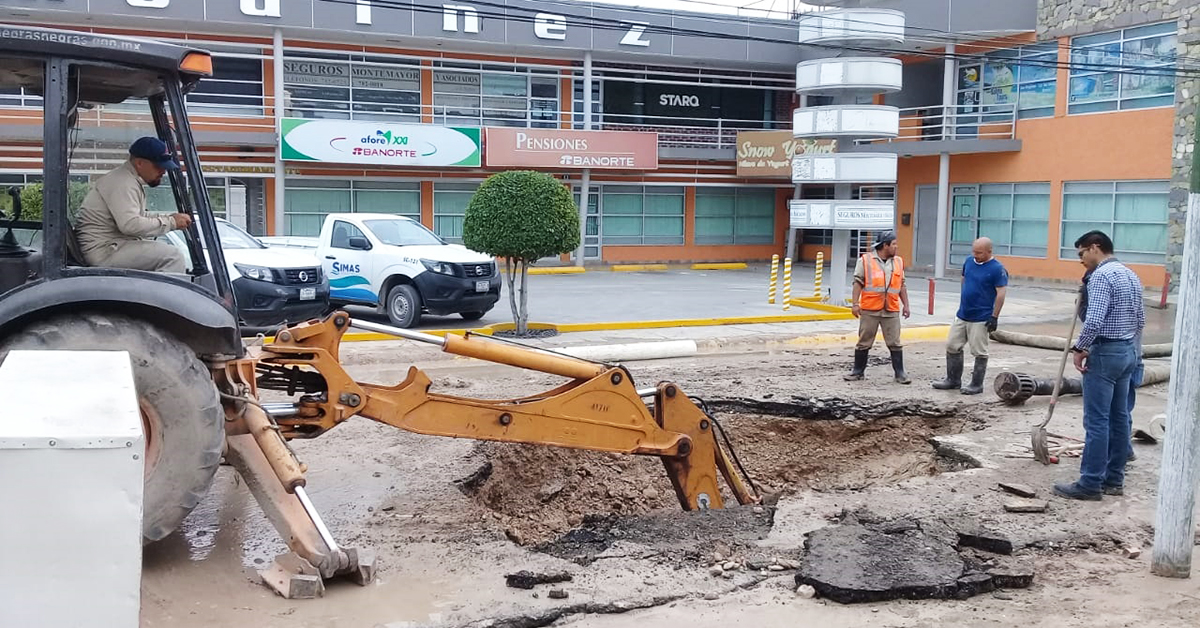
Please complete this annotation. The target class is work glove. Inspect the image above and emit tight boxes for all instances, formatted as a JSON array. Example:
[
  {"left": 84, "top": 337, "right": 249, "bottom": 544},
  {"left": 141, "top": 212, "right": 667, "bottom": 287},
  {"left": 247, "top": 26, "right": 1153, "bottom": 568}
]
[{"left": 986, "top": 316, "right": 999, "bottom": 333}]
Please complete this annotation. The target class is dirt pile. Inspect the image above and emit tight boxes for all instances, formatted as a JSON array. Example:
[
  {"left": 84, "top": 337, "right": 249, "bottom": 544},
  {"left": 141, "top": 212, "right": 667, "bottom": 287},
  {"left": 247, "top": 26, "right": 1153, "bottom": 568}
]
[{"left": 458, "top": 396, "right": 973, "bottom": 545}]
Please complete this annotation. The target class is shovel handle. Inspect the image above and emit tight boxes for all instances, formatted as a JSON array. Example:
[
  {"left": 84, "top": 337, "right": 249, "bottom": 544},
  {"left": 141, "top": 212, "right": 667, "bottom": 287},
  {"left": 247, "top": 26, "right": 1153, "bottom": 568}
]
[{"left": 1040, "top": 294, "right": 1082, "bottom": 429}]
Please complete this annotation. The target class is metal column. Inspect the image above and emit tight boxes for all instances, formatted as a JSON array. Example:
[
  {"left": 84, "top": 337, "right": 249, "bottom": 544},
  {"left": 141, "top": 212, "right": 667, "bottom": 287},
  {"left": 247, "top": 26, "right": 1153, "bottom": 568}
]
[
  {"left": 934, "top": 43, "right": 955, "bottom": 278},
  {"left": 831, "top": 230, "right": 851, "bottom": 305},
  {"left": 272, "top": 28, "right": 286, "bottom": 237},
  {"left": 575, "top": 52, "right": 593, "bottom": 265}
]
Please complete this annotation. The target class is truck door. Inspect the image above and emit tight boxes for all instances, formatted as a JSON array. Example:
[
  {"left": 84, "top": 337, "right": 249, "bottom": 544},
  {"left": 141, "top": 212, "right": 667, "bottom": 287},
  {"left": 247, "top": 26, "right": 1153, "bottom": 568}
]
[{"left": 324, "top": 220, "right": 376, "bottom": 305}]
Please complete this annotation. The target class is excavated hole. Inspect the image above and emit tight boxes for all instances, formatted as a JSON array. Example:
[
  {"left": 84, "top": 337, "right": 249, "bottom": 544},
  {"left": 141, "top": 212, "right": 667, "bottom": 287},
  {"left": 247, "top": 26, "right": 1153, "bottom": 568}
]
[{"left": 459, "top": 396, "right": 975, "bottom": 547}]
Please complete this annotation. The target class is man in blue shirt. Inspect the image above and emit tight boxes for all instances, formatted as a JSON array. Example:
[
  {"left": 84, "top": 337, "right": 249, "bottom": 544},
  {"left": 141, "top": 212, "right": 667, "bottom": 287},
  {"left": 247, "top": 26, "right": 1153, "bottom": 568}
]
[
  {"left": 1054, "top": 230, "right": 1144, "bottom": 501},
  {"left": 932, "top": 237, "right": 1008, "bottom": 395}
]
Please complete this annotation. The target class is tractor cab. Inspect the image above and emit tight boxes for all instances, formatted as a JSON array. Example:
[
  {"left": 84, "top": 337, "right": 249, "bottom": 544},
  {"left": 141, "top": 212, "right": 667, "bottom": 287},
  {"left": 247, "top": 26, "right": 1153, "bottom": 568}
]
[{"left": 0, "top": 24, "right": 241, "bottom": 357}]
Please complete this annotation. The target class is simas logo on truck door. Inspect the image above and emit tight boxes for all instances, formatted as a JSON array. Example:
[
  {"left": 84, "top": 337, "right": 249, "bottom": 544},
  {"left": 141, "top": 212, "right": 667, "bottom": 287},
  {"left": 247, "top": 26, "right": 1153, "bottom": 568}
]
[{"left": 330, "top": 262, "right": 361, "bottom": 274}]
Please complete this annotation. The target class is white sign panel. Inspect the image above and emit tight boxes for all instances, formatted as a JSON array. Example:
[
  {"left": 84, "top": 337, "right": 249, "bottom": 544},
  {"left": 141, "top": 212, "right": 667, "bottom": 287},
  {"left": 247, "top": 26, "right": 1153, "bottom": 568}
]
[
  {"left": 280, "top": 119, "right": 481, "bottom": 167},
  {"left": 790, "top": 200, "right": 894, "bottom": 229}
]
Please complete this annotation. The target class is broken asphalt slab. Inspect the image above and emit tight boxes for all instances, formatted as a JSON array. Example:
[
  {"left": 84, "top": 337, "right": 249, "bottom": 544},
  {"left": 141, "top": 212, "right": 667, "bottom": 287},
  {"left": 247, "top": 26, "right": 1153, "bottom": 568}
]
[{"left": 795, "top": 514, "right": 1030, "bottom": 604}]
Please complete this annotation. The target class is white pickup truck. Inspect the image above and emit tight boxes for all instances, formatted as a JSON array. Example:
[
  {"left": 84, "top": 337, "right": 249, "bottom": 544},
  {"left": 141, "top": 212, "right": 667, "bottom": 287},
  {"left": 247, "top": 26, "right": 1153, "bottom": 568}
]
[{"left": 261, "top": 213, "right": 500, "bottom": 328}]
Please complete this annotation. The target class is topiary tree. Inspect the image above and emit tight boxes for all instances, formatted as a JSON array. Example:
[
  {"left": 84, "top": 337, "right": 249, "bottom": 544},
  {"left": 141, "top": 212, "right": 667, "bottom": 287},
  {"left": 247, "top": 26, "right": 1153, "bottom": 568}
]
[{"left": 463, "top": 170, "right": 580, "bottom": 334}]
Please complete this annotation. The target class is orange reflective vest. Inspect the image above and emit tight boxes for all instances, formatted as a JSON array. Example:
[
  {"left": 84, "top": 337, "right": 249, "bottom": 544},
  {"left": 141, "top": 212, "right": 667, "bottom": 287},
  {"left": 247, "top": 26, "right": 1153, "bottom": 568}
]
[{"left": 860, "top": 253, "right": 904, "bottom": 312}]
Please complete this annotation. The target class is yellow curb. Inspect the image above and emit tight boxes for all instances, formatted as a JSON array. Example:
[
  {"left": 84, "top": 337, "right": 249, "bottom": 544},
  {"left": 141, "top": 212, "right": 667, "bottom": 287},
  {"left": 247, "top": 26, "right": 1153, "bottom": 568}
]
[
  {"left": 785, "top": 324, "right": 951, "bottom": 347},
  {"left": 611, "top": 264, "right": 669, "bottom": 272},
  {"left": 691, "top": 262, "right": 748, "bottom": 270},
  {"left": 529, "top": 266, "right": 586, "bottom": 275},
  {"left": 789, "top": 299, "right": 852, "bottom": 314}
]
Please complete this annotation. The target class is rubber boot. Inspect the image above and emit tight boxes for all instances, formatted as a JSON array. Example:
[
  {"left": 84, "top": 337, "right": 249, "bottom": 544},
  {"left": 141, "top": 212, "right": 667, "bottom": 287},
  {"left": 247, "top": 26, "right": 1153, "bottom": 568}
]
[
  {"left": 961, "top": 357, "right": 989, "bottom": 395},
  {"left": 844, "top": 349, "right": 868, "bottom": 381},
  {"left": 932, "top": 353, "right": 964, "bottom": 390},
  {"left": 891, "top": 350, "right": 911, "bottom": 385}
]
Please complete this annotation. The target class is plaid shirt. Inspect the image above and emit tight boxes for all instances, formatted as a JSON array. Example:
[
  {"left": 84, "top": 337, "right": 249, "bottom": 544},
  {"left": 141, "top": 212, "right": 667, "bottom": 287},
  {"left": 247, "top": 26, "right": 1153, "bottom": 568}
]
[{"left": 1074, "top": 258, "right": 1145, "bottom": 351}]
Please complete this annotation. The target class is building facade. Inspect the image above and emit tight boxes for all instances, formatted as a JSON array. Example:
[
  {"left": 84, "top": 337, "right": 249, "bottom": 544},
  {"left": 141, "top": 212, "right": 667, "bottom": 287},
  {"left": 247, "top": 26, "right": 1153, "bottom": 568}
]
[{"left": 0, "top": 0, "right": 1191, "bottom": 285}]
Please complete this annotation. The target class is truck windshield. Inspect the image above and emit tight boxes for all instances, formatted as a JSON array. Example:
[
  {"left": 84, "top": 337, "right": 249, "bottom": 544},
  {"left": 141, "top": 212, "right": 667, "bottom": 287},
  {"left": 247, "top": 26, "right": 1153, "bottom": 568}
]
[
  {"left": 215, "top": 221, "right": 264, "bottom": 249},
  {"left": 363, "top": 219, "right": 444, "bottom": 247}
]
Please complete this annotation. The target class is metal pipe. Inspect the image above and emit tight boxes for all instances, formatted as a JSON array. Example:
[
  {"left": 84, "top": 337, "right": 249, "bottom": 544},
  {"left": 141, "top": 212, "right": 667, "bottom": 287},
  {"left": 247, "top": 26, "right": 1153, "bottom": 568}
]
[
  {"left": 294, "top": 486, "right": 340, "bottom": 554},
  {"left": 637, "top": 387, "right": 657, "bottom": 397},
  {"left": 261, "top": 402, "right": 301, "bottom": 419},
  {"left": 995, "top": 362, "right": 1172, "bottom": 405},
  {"left": 350, "top": 320, "right": 447, "bottom": 347}
]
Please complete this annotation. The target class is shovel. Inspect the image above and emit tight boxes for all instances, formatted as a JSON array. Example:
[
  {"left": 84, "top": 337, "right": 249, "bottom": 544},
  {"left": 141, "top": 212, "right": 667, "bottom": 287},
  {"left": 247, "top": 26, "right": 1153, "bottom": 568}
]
[{"left": 1032, "top": 295, "right": 1081, "bottom": 464}]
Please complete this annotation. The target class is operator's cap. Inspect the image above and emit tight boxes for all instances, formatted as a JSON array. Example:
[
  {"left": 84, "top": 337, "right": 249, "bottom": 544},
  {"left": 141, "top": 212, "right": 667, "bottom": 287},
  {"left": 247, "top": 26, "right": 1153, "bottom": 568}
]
[
  {"left": 129, "top": 136, "right": 180, "bottom": 170},
  {"left": 874, "top": 230, "right": 897, "bottom": 250}
]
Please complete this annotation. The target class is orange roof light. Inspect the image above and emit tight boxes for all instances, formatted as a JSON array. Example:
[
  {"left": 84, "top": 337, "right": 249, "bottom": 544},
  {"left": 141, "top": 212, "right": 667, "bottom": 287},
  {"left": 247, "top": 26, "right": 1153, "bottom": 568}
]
[{"left": 180, "top": 52, "right": 213, "bottom": 76}]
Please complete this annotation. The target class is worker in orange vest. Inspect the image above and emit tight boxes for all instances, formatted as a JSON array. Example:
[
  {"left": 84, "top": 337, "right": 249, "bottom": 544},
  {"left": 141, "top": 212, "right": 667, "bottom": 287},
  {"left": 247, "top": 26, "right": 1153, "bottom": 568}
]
[{"left": 845, "top": 230, "right": 911, "bottom": 383}]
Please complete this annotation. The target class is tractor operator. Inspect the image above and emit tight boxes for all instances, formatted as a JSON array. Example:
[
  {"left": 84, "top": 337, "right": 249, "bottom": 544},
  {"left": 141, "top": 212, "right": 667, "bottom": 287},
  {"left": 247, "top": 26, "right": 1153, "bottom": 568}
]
[{"left": 76, "top": 136, "right": 193, "bottom": 273}]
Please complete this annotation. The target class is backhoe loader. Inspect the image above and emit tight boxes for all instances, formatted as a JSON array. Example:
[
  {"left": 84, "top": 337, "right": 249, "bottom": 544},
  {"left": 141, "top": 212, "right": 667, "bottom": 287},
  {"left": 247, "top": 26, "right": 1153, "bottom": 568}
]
[{"left": 0, "top": 24, "right": 758, "bottom": 598}]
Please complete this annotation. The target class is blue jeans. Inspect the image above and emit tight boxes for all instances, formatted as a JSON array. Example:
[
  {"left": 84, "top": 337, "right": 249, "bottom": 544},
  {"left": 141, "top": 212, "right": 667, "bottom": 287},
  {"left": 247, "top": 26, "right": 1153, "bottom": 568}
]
[
  {"left": 1078, "top": 340, "right": 1137, "bottom": 492},
  {"left": 1127, "top": 362, "right": 1143, "bottom": 458}
]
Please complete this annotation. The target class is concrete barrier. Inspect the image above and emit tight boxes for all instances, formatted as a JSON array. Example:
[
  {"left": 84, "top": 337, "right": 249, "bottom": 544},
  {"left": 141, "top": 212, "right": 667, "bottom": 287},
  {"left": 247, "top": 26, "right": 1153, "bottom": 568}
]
[
  {"left": 548, "top": 340, "right": 698, "bottom": 362},
  {"left": 0, "top": 351, "right": 144, "bottom": 627}
]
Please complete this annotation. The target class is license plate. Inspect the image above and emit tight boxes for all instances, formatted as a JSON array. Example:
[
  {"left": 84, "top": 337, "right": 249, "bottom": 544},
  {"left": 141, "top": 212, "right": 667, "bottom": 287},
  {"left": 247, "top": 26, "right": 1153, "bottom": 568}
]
[
  {"left": 299, "top": 287, "right": 316, "bottom": 301},
  {"left": 475, "top": 280, "right": 489, "bottom": 292}
]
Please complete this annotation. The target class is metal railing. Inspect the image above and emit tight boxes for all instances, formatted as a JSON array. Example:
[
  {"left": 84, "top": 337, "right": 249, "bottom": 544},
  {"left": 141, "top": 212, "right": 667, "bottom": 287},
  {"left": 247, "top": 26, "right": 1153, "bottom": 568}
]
[
  {"left": 1, "top": 94, "right": 793, "bottom": 154},
  {"left": 857, "top": 103, "right": 1019, "bottom": 145}
]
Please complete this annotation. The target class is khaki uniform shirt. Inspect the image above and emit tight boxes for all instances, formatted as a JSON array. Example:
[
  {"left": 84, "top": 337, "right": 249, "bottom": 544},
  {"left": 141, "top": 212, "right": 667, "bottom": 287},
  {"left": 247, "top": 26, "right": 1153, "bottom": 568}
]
[
  {"left": 76, "top": 160, "right": 176, "bottom": 256},
  {"left": 853, "top": 251, "right": 905, "bottom": 317}
]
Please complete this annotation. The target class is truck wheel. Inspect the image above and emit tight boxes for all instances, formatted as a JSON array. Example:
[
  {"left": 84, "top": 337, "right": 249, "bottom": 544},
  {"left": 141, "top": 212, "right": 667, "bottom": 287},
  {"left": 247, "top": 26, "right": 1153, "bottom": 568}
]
[
  {"left": 0, "top": 312, "right": 224, "bottom": 543},
  {"left": 386, "top": 284, "right": 421, "bottom": 328},
  {"left": 460, "top": 311, "right": 486, "bottom": 321}
]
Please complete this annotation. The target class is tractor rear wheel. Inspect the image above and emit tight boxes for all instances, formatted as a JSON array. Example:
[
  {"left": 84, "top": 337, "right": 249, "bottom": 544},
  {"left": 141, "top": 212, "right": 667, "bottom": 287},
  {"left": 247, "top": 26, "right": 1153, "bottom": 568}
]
[{"left": 0, "top": 312, "right": 224, "bottom": 543}]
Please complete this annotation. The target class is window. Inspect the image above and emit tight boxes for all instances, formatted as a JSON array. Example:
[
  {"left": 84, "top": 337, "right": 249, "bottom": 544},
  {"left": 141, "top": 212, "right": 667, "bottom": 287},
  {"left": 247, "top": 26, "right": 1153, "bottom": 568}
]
[
  {"left": 1060, "top": 181, "right": 1168, "bottom": 264},
  {"left": 1069, "top": 22, "right": 1177, "bottom": 114},
  {"left": 188, "top": 55, "right": 264, "bottom": 116},
  {"left": 433, "top": 64, "right": 560, "bottom": 128},
  {"left": 433, "top": 182, "right": 478, "bottom": 243},
  {"left": 573, "top": 79, "right": 602, "bottom": 128},
  {"left": 949, "top": 183, "right": 1050, "bottom": 263},
  {"left": 283, "top": 53, "right": 422, "bottom": 122},
  {"left": 364, "top": 218, "right": 442, "bottom": 246},
  {"left": 955, "top": 43, "right": 1058, "bottom": 128},
  {"left": 694, "top": 188, "right": 776, "bottom": 245},
  {"left": 331, "top": 220, "right": 367, "bottom": 249},
  {"left": 284, "top": 179, "right": 421, "bottom": 236},
  {"left": 352, "top": 181, "right": 420, "bottom": 219},
  {"left": 600, "top": 186, "right": 685, "bottom": 245}
]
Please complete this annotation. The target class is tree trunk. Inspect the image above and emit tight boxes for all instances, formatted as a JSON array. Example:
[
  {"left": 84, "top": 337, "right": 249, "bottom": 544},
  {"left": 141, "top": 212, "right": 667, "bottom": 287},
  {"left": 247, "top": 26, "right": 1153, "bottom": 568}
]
[
  {"left": 518, "top": 260, "right": 530, "bottom": 335},
  {"left": 505, "top": 257, "right": 519, "bottom": 332}
]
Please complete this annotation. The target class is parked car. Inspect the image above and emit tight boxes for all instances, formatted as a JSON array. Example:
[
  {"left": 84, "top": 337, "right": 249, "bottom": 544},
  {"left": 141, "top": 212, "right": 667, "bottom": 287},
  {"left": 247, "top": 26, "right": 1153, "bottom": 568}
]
[
  {"left": 163, "top": 218, "right": 330, "bottom": 328},
  {"left": 260, "top": 213, "right": 500, "bottom": 328}
]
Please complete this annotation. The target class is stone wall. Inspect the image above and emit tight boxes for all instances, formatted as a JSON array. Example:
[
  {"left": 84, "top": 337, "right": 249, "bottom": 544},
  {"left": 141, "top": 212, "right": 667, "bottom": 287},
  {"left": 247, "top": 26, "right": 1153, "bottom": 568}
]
[{"left": 1039, "top": 0, "right": 1199, "bottom": 281}]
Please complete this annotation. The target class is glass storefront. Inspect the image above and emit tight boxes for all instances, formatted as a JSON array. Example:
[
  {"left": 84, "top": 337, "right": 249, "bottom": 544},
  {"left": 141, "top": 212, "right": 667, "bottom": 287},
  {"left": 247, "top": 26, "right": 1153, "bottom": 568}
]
[
  {"left": 284, "top": 179, "right": 420, "bottom": 236},
  {"left": 283, "top": 53, "right": 422, "bottom": 122}
]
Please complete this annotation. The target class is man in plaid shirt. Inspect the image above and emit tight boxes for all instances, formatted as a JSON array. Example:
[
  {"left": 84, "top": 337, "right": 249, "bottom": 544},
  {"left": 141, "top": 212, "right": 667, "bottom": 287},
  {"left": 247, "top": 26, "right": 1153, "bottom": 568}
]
[{"left": 1054, "top": 230, "right": 1145, "bottom": 501}]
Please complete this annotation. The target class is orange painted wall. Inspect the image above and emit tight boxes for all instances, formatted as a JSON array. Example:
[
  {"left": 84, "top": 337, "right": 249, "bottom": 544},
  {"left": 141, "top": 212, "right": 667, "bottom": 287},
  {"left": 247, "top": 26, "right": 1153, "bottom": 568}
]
[{"left": 895, "top": 106, "right": 1175, "bottom": 288}]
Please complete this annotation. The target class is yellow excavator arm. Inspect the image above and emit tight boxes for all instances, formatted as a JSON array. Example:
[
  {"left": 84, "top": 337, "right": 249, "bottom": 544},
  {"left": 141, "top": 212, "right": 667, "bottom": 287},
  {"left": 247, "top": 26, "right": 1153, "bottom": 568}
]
[{"left": 215, "top": 312, "right": 757, "bottom": 598}]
